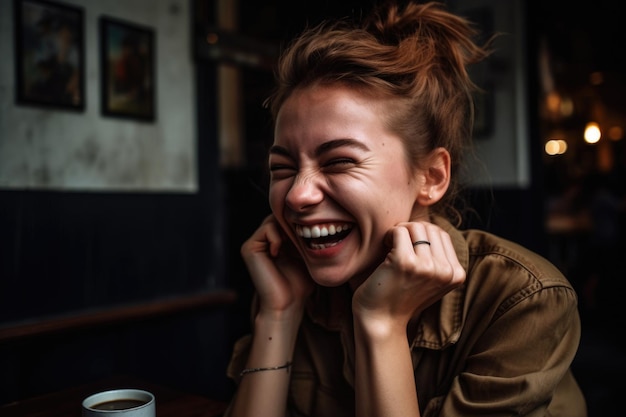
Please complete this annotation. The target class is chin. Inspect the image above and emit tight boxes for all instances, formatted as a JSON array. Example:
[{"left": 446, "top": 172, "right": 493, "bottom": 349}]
[{"left": 308, "top": 269, "right": 351, "bottom": 288}]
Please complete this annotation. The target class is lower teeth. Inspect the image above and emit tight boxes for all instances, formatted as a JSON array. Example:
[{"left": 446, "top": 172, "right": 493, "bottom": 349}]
[{"left": 310, "top": 241, "right": 340, "bottom": 250}]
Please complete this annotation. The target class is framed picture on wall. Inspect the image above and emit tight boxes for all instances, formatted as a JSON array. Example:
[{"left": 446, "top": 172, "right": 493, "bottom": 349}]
[
  {"left": 99, "top": 16, "right": 155, "bottom": 121},
  {"left": 13, "top": 0, "right": 85, "bottom": 110}
]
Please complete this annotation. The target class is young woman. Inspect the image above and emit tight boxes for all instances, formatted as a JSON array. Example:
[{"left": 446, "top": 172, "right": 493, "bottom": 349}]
[{"left": 223, "top": 1, "right": 587, "bottom": 416}]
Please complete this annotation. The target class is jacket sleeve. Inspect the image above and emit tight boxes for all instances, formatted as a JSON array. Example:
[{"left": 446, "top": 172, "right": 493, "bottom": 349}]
[{"left": 429, "top": 284, "right": 586, "bottom": 417}]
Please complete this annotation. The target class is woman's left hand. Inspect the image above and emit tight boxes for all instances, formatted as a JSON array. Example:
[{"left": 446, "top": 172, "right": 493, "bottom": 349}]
[{"left": 352, "top": 221, "right": 466, "bottom": 330}]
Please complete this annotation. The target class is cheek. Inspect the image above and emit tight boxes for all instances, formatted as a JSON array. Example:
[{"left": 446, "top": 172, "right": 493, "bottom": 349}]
[
  {"left": 268, "top": 183, "right": 286, "bottom": 214},
  {"left": 369, "top": 177, "right": 418, "bottom": 222}
]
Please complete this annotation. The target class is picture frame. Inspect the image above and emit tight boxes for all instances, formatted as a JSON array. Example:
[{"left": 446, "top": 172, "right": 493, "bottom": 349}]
[
  {"left": 99, "top": 16, "right": 155, "bottom": 122},
  {"left": 13, "top": 0, "right": 85, "bottom": 110}
]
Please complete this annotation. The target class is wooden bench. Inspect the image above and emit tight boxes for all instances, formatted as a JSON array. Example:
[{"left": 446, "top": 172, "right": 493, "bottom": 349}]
[{"left": 0, "top": 289, "right": 237, "bottom": 344}]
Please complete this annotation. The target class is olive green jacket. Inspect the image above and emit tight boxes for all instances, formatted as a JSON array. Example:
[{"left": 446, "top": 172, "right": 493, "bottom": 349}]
[{"left": 225, "top": 217, "right": 587, "bottom": 416}]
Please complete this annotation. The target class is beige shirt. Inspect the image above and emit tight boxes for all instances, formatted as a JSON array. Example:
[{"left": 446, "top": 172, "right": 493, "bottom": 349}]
[{"left": 225, "top": 217, "right": 587, "bottom": 416}]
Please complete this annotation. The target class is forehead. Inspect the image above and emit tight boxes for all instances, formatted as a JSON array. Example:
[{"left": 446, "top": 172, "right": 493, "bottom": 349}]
[
  {"left": 270, "top": 85, "right": 414, "bottom": 176},
  {"left": 273, "top": 85, "right": 391, "bottom": 147}
]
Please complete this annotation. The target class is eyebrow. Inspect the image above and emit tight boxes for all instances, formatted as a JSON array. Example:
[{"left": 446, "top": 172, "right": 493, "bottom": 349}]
[{"left": 269, "top": 138, "right": 370, "bottom": 158}]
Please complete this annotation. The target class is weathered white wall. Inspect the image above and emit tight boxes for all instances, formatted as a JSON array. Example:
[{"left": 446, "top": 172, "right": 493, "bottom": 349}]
[
  {"left": 449, "top": 0, "right": 530, "bottom": 188},
  {"left": 0, "top": 0, "right": 197, "bottom": 192}
]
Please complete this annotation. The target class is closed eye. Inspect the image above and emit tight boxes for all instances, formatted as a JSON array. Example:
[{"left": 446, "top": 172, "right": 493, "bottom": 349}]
[
  {"left": 326, "top": 158, "right": 354, "bottom": 165},
  {"left": 269, "top": 163, "right": 294, "bottom": 171},
  {"left": 323, "top": 158, "right": 356, "bottom": 172},
  {"left": 269, "top": 164, "right": 297, "bottom": 179}
]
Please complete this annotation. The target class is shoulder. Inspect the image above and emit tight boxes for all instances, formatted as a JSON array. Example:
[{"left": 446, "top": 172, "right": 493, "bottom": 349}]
[
  {"left": 456, "top": 227, "right": 580, "bottom": 324},
  {"left": 433, "top": 215, "right": 577, "bottom": 314},
  {"left": 461, "top": 228, "right": 571, "bottom": 289},
  {"left": 433, "top": 215, "right": 571, "bottom": 289}
]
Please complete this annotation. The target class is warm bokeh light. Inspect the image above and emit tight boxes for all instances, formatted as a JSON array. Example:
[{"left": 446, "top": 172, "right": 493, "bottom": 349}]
[
  {"left": 545, "top": 139, "right": 568, "bottom": 155},
  {"left": 584, "top": 122, "right": 601, "bottom": 144},
  {"left": 206, "top": 32, "right": 219, "bottom": 44},
  {"left": 546, "top": 91, "right": 560, "bottom": 114},
  {"left": 559, "top": 97, "right": 574, "bottom": 117},
  {"left": 608, "top": 126, "right": 623, "bottom": 141},
  {"left": 589, "top": 71, "right": 604, "bottom": 86}
]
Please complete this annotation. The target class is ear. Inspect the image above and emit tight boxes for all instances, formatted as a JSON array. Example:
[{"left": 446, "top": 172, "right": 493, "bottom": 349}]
[{"left": 417, "top": 147, "right": 451, "bottom": 206}]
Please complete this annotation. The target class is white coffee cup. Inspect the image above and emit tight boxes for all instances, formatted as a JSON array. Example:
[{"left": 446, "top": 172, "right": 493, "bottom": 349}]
[{"left": 82, "top": 388, "right": 155, "bottom": 417}]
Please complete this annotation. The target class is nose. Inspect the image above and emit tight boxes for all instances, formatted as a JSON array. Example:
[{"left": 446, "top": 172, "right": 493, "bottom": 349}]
[{"left": 285, "top": 173, "right": 324, "bottom": 212}]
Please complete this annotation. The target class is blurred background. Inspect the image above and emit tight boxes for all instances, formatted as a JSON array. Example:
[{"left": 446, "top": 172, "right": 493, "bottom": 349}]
[{"left": 0, "top": 0, "right": 624, "bottom": 416}]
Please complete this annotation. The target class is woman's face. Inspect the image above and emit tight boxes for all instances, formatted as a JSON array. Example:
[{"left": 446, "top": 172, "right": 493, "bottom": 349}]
[{"left": 269, "top": 84, "right": 428, "bottom": 287}]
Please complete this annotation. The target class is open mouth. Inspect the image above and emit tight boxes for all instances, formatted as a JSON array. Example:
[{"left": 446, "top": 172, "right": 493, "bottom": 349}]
[{"left": 296, "top": 223, "right": 353, "bottom": 250}]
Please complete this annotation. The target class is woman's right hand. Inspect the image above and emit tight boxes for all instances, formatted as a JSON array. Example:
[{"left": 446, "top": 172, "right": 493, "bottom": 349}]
[{"left": 241, "top": 214, "right": 314, "bottom": 317}]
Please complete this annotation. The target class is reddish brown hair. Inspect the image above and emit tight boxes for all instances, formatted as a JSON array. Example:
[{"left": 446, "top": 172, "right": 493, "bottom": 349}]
[{"left": 265, "top": 1, "right": 494, "bottom": 225}]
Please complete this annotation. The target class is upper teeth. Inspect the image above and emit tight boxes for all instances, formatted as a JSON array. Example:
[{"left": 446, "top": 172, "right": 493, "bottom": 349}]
[{"left": 296, "top": 223, "right": 352, "bottom": 238}]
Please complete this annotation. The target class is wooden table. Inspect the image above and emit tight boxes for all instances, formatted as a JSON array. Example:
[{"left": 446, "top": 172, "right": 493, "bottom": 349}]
[{"left": 0, "top": 375, "right": 228, "bottom": 417}]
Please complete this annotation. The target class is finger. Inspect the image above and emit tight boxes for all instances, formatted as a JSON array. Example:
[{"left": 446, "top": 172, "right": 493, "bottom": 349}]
[
  {"left": 261, "top": 216, "right": 284, "bottom": 257},
  {"left": 387, "top": 226, "right": 414, "bottom": 255},
  {"left": 405, "top": 222, "right": 432, "bottom": 253},
  {"left": 411, "top": 239, "right": 432, "bottom": 249},
  {"left": 439, "top": 232, "right": 466, "bottom": 284},
  {"left": 422, "top": 223, "right": 444, "bottom": 254},
  {"left": 423, "top": 224, "right": 465, "bottom": 286}
]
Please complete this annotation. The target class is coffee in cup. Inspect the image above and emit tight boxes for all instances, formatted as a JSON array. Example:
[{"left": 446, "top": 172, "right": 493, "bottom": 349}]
[{"left": 82, "top": 388, "right": 155, "bottom": 417}]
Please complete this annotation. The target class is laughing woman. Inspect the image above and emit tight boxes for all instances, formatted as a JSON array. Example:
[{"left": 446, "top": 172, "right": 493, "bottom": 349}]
[{"left": 222, "top": 1, "right": 587, "bottom": 416}]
